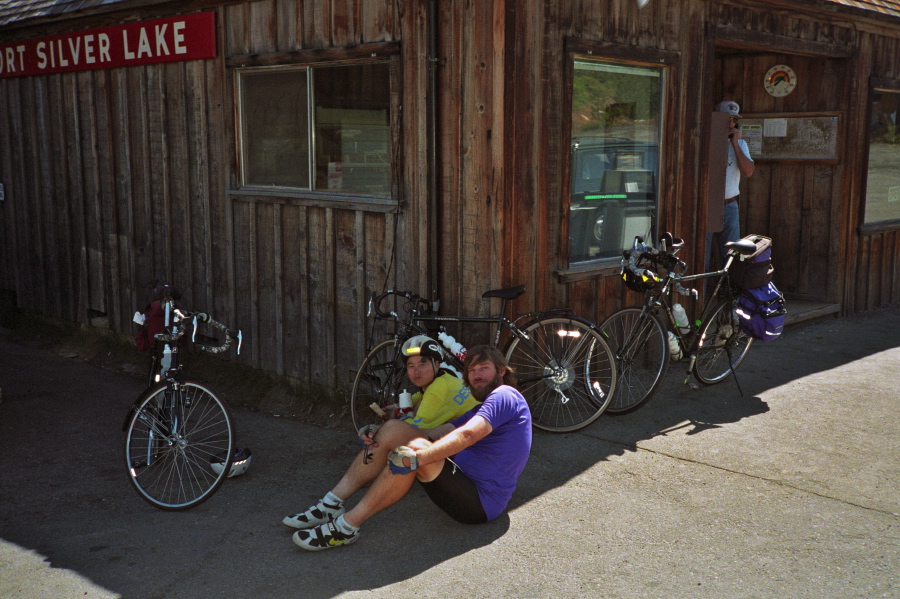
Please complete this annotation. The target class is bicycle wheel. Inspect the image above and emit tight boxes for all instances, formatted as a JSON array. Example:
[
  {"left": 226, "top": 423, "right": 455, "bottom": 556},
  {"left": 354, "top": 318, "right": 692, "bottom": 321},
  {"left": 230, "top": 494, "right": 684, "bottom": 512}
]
[
  {"left": 693, "top": 300, "right": 754, "bottom": 385},
  {"left": 599, "top": 308, "right": 669, "bottom": 414},
  {"left": 350, "top": 339, "right": 413, "bottom": 432},
  {"left": 124, "top": 380, "right": 235, "bottom": 511},
  {"left": 504, "top": 316, "right": 616, "bottom": 433}
]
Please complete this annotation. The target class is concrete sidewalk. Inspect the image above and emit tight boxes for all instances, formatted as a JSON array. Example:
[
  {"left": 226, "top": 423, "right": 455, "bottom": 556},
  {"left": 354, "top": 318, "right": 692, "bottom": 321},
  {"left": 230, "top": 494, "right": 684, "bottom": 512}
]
[{"left": 0, "top": 306, "right": 898, "bottom": 598}]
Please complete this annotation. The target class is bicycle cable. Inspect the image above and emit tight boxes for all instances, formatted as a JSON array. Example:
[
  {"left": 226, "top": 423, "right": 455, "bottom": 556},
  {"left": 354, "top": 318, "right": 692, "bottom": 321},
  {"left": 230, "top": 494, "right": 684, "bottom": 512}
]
[{"left": 366, "top": 201, "right": 404, "bottom": 353}]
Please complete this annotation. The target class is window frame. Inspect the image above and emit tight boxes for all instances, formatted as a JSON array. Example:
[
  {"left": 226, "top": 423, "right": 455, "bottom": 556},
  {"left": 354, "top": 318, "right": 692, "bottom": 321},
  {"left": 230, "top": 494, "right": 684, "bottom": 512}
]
[
  {"left": 860, "top": 76, "right": 900, "bottom": 234},
  {"left": 557, "top": 39, "right": 678, "bottom": 282},
  {"left": 226, "top": 42, "right": 401, "bottom": 212}
]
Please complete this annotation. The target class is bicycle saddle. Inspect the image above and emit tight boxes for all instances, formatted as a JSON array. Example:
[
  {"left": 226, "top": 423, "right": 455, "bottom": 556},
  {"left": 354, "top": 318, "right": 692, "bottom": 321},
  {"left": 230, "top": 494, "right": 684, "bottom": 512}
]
[
  {"left": 726, "top": 239, "right": 759, "bottom": 256},
  {"left": 482, "top": 285, "right": 526, "bottom": 300},
  {"left": 152, "top": 285, "right": 182, "bottom": 301}
]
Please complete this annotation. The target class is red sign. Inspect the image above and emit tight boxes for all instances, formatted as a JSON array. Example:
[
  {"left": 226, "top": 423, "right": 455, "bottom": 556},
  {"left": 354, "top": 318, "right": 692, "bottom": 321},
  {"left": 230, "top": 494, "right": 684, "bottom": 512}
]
[{"left": 0, "top": 11, "right": 217, "bottom": 79}]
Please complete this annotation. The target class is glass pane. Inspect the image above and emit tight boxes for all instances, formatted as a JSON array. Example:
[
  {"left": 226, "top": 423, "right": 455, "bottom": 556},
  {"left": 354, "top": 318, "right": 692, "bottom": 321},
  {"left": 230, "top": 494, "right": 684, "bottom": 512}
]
[
  {"left": 570, "top": 60, "right": 662, "bottom": 263},
  {"left": 239, "top": 69, "right": 310, "bottom": 188},
  {"left": 864, "top": 90, "right": 900, "bottom": 224},
  {"left": 314, "top": 63, "right": 391, "bottom": 194}
]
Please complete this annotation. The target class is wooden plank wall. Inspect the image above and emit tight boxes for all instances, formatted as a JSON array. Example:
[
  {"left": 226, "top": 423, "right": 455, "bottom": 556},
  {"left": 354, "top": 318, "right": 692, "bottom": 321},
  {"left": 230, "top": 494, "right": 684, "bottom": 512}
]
[
  {"left": 222, "top": 0, "right": 417, "bottom": 391},
  {"left": 508, "top": 0, "right": 713, "bottom": 328},
  {"left": 852, "top": 31, "right": 900, "bottom": 312},
  {"left": 715, "top": 51, "right": 846, "bottom": 303},
  {"left": 2, "top": 0, "right": 900, "bottom": 401},
  {"left": 0, "top": 0, "right": 418, "bottom": 396},
  {"left": 727, "top": 9, "right": 853, "bottom": 305},
  {"left": 428, "top": 0, "right": 509, "bottom": 349}
]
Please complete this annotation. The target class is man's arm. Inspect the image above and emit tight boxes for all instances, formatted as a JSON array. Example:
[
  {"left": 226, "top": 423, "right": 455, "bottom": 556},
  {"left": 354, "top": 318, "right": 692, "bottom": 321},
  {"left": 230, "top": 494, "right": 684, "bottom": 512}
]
[
  {"left": 730, "top": 133, "right": 755, "bottom": 179},
  {"left": 416, "top": 415, "right": 493, "bottom": 466}
]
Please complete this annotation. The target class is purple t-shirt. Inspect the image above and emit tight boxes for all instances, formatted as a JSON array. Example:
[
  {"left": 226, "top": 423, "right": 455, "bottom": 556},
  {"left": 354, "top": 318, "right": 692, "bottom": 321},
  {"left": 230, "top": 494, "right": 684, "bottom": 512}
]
[{"left": 450, "top": 385, "right": 532, "bottom": 521}]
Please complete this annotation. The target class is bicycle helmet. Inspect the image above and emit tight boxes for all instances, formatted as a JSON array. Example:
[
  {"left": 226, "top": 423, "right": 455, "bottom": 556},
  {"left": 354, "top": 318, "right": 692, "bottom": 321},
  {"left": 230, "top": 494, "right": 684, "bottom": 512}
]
[
  {"left": 401, "top": 335, "right": 444, "bottom": 363},
  {"left": 210, "top": 447, "right": 253, "bottom": 478},
  {"left": 621, "top": 252, "right": 661, "bottom": 293}
]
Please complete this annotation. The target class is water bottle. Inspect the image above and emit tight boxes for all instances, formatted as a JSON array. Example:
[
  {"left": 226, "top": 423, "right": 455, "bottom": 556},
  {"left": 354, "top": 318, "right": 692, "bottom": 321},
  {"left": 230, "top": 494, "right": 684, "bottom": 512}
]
[
  {"left": 667, "top": 331, "right": 682, "bottom": 361},
  {"left": 397, "top": 390, "right": 414, "bottom": 420},
  {"left": 672, "top": 303, "right": 690, "bottom": 335},
  {"left": 158, "top": 345, "right": 173, "bottom": 382},
  {"left": 438, "top": 331, "right": 467, "bottom": 362}
]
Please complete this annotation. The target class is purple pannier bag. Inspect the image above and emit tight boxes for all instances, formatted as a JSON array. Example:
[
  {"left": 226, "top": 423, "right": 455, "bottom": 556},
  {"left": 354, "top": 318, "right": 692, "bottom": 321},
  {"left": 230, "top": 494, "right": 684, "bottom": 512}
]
[{"left": 736, "top": 282, "right": 786, "bottom": 342}]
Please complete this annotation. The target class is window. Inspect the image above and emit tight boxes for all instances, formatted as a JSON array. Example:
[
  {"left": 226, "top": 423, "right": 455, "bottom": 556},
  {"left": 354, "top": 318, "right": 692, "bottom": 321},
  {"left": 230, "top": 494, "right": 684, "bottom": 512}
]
[
  {"left": 237, "top": 62, "right": 392, "bottom": 195},
  {"left": 864, "top": 87, "right": 900, "bottom": 225},
  {"left": 569, "top": 60, "right": 663, "bottom": 264}
]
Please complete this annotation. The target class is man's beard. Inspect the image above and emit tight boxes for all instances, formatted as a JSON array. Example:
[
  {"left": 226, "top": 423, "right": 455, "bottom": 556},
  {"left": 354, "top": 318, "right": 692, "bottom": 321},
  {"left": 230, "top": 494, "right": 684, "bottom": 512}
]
[{"left": 471, "top": 373, "right": 504, "bottom": 402}]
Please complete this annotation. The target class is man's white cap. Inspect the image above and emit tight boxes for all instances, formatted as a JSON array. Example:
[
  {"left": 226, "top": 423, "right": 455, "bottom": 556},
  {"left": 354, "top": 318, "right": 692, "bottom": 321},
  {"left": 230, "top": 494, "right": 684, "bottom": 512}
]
[{"left": 717, "top": 100, "right": 742, "bottom": 118}]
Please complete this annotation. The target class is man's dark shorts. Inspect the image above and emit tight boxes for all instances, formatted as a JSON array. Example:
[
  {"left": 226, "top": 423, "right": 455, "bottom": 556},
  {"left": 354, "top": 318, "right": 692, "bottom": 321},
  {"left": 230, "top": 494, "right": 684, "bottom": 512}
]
[{"left": 420, "top": 458, "right": 488, "bottom": 524}]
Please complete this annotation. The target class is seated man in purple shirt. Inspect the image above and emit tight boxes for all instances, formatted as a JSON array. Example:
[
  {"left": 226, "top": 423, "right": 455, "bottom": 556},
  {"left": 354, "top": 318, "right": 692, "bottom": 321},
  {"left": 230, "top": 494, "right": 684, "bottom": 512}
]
[{"left": 289, "top": 345, "right": 533, "bottom": 551}]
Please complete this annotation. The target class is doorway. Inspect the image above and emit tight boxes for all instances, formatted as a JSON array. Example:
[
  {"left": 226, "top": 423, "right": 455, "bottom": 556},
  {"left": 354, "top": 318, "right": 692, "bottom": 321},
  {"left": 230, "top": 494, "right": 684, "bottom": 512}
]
[{"left": 714, "top": 50, "right": 847, "bottom": 321}]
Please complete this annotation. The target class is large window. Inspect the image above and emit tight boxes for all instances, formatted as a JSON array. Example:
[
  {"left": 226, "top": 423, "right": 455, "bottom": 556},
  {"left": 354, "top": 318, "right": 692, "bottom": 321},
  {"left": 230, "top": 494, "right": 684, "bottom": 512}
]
[
  {"left": 569, "top": 60, "right": 663, "bottom": 263},
  {"left": 237, "top": 62, "right": 392, "bottom": 195},
  {"left": 864, "top": 86, "right": 900, "bottom": 225}
]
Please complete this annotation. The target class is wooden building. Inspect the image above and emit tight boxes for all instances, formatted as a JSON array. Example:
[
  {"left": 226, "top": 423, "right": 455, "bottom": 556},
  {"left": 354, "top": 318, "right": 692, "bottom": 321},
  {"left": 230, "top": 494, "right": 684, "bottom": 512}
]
[{"left": 1, "top": 0, "right": 899, "bottom": 393}]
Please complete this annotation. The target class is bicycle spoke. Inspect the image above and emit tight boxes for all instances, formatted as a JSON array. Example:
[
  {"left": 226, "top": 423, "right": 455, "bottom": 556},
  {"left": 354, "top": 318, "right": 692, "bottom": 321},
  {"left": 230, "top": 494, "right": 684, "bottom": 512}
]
[
  {"left": 506, "top": 317, "right": 616, "bottom": 433},
  {"left": 693, "top": 301, "right": 754, "bottom": 385},
  {"left": 600, "top": 308, "right": 668, "bottom": 414},
  {"left": 350, "top": 339, "right": 413, "bottom": 432},
  {"left": 125, "top": 381, "right": 234, "bottom": 510}
]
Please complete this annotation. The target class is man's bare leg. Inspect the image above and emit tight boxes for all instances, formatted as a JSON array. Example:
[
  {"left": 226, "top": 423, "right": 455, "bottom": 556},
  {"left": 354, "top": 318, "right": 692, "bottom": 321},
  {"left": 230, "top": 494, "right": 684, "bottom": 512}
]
[
  {"left": 342, "top": 436, "right": 444, "bottom": 528},
  {"left": 332, "top": 419, "right": 426, "bottom": 499}
]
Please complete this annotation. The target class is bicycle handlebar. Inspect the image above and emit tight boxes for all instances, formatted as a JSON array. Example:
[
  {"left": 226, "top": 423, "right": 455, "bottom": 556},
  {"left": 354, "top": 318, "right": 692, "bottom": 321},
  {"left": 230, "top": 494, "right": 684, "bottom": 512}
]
[
  {"left": 154, "top": 309, "right": 242, "bottom": 355},
  {"left": 367, "top": 289, "right": 432, "bottom": 321},
  {"left": 623, "top": 235, "right": 694, "bottom": 297}
]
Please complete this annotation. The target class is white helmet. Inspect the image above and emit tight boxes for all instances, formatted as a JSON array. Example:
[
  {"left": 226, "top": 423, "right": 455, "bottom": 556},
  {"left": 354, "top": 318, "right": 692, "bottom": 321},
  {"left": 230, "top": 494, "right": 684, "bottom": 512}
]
[
  {"left": 210, "top": 448, "right": 253, "bottom": 478},
  {"left": 401, "top": 335, "right": 444, "bottom": 362}
]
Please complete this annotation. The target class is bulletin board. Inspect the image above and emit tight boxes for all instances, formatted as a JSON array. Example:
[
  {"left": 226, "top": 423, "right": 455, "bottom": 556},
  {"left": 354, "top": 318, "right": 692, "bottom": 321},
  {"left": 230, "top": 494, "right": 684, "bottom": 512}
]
[{"left": 740, "top": 112, "right": 841, "bottom": 162}]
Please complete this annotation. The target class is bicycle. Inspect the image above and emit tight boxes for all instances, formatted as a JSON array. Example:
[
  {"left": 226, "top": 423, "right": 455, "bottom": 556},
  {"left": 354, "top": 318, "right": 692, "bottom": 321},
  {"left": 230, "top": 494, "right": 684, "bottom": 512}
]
[
  {"left": 123, "top": 286, "right": 244, "bottom": 511},
  {"left": 599, "top": 233, "right": 760, "bottom": 414},
  {"left": 351, "top": 285, "right": 617, "bottom": 433}
]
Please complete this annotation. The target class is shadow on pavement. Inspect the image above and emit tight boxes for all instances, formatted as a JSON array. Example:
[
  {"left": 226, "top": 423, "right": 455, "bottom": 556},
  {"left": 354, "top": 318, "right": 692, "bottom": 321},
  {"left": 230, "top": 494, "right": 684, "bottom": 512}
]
[{"left": 1, "top": 304, "right": 898, "bottom": 597}]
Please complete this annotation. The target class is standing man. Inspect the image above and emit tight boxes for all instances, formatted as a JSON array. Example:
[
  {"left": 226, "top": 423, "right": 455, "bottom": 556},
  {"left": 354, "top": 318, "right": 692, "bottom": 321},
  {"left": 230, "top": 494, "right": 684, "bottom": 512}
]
[
  {"left": 707, "top": 100, "right": 755, "bottom": 269},
  {"left": 287, "top": 346, "right": 532, "bottom": 551}
]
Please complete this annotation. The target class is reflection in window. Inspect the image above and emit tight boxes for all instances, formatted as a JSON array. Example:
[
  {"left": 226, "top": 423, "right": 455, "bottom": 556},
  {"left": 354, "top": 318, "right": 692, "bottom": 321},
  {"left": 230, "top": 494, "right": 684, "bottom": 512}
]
[
  {"left": 314, "top": 64, "right": 391, "bottom": 194},
  {"left": 569, "top": 61, "right": 663, "bottom": 263},
  {"left": 239, "top": 69, "right": 310, "bottom": 188},
  {"left": 237, "top": 62, "right": 391, "bottom": 195},
  {"left": 864, "top": 89, "right": 900, "bottom": 224}
]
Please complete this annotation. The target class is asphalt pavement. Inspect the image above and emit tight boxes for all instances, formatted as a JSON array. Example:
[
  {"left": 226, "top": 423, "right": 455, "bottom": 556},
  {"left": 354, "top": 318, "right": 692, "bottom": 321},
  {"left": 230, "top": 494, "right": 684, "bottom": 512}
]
[{"left": 0, "top": 306, "right": 898, "bottom": 599}]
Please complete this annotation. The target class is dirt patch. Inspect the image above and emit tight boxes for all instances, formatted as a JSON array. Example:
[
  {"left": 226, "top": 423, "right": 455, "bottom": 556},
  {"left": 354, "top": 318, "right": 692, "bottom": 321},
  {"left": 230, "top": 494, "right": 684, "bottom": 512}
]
[{"left": 1, "top": 310, "right": 352, "bottom": 431}]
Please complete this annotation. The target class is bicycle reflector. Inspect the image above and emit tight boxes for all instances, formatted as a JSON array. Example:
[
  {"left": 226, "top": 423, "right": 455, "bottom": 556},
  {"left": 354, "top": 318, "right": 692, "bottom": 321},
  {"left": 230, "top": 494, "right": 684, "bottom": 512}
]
[{"left": 556, "top": 329, "right": 583, "bottom": 338}]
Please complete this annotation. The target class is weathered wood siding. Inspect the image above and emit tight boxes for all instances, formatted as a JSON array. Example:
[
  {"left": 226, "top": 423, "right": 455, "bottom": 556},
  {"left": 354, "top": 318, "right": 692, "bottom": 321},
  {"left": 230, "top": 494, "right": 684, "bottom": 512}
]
[
  {"left": 848, "top": 30, "right": 900, "bottom": 312},
  {"left": 0, "top": 0, "right": 423, "bottom": 394},
  {"left": 208, "top": 0, "right": 423, "bottom": 389},
  {"left": 493, "top": 0, "right": 900, "bottom": 327},
  {"left": 1, "top": 0, "right": 900, "bottom": 398}
]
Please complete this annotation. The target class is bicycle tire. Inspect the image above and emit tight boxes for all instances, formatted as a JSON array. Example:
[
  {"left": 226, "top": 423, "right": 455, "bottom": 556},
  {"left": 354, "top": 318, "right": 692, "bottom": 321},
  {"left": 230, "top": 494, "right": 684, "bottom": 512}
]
[
  {"left": 124, "top": 380, "right": 235, "bottom": 511},
  {"left": 504, "top": 315, "right": 617, "bottom": 433},
  {"left": 599, "top": 308, "right": 669, "bottom": 414},
  {"left": 350, "top": 339, "right": 413, "bottom": 432},
  {"left": 692, "top": 299, "right": 754, "bottom": 385}
]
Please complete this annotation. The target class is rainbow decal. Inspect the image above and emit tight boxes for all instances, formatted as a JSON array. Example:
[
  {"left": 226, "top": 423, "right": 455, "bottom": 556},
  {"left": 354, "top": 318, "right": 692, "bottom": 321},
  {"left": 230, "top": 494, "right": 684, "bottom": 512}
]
[{"left": 768, "top": 70, "right": 792, "bottom": 86}]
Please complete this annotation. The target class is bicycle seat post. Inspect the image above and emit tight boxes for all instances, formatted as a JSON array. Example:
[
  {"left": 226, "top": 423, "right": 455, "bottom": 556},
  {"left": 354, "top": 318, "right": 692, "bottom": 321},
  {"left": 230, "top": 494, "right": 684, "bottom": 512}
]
[{"left": 493, "top": 297, "right": 510, "bottom": 348}]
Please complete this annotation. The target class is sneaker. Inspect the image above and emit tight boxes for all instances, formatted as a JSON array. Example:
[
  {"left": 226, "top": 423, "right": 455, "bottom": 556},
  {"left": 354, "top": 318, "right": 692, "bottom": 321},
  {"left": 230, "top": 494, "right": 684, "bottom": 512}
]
[
  {"left": 292, "top": 520, "right": 359, "bottom": 551},
  {"left": 282, "top": 499, "right": 345, "bottom": 529}
]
